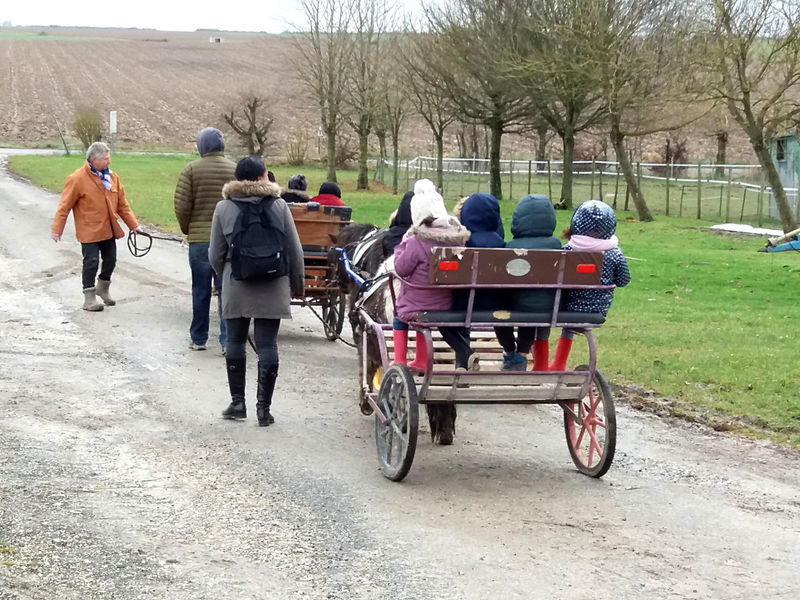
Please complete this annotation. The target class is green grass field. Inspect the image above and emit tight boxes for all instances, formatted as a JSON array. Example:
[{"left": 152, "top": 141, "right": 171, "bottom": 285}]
[{"left": 11, "top": 153, "right": 800, "bottom": 447}]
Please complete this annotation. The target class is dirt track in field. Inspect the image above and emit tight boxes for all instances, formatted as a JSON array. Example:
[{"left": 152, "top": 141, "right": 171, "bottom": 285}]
[{"left": 1, "top": 156, "right": 799, "bottom": 599}]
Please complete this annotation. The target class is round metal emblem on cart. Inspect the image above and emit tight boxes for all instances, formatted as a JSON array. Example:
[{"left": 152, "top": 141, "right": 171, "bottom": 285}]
[{"left": 505, "top": 258, "right": 531, "bottom": 277}]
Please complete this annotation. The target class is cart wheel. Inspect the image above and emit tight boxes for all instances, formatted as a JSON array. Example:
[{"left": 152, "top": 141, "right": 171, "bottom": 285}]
[
  {"left": 322, "top": 258, "right": 346, "bottom": 341},
  {"left": 563, "top": 365, "right": 616, "bottom": 478},
  {"left": 375, "top": 364, "right": 418, "bottom": 482}
]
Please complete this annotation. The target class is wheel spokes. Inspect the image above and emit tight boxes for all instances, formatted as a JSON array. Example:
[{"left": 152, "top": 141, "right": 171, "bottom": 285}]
[
  {"left": 379, "top": 375, "right": 410, "bottom": 466},
  {"left": 571, "top": 386, "right": 608, "bottom": 468}
]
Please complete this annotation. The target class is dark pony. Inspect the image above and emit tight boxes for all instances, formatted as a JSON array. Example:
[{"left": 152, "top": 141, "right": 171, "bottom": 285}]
[{"left": 334, "top": 223, "right": 457, "bottom": 445}]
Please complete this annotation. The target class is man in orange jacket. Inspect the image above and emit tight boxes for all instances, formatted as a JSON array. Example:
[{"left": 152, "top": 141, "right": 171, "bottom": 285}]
[{"left": 51, "top": 141, "right": 142, "bottom": 311}]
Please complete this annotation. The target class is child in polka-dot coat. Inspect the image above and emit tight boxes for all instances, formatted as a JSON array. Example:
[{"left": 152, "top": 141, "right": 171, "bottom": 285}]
[{"left": 550, "top": 200, "right": 630, "bottom": 370}]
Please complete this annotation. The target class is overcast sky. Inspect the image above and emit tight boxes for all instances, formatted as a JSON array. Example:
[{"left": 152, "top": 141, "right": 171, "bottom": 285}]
[{"left": 2, "top": 1, "right": 425, "bottom": 33}]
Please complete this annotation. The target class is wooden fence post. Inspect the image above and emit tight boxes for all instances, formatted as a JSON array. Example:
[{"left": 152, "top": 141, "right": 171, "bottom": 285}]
[
  {"left": 527, "top": 159, "right": 532, "bottom": 195},
  {"left": 740, "top": 188, "right": 747, "bottom": 222},
  {"left": 509, "top": 158, "right": 514, "bottom": 200},
  {"left": 590, "top": 158, "right": 596, "bottom": 199},
  {"left": 725, "top": 167, "right": 732, "bottom": 222},
  {"left": 696, "top": 162, "right": 702, "bottom": 220},
  {"left": 598, "top": 161, "right": 604, "bottom": 201},
  {"left": 547, "top": 160, "right": 553, "bottom": 201},
  {"left": 636, "top": 161, "right": 642, "bottom": 201},
  {"left": 758, "top": 186, "right": 764, "bottom": 227},
  {"left": 665, "top": 161, "right": 671, "bottom": 216},
  {"left": 613, "top": 168, "right": 620, "bottom": 209}
]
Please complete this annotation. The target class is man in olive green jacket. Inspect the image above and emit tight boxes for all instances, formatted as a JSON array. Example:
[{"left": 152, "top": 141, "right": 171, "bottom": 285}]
[{"left": 174, "top": 127, "right": 236, "bottom": 352}]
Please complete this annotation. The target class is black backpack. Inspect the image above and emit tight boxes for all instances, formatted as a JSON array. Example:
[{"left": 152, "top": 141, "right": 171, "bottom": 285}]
[{"left": 229, "top": 197, "right": 289, "bottom": 281}]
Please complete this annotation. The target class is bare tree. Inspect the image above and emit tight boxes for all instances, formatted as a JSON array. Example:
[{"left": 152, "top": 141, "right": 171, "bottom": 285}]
[
  {"left": 343, "top": 0, "right": 393, "bottom": 190},
  {"left": 403, "top": 32, "right": 459, "bottom": 192},
  {"left": 374, "top": 36, "right": 410, "bottom": 193},
  {"left": 596, "top": 0, "right": 699, "bottom": 222},
  {"left": 699, "top": 0, "right": 800, "bottom": 232},
  {"left": 294, "top": 0, "right": 354, "bottom": 182},
  {"left": 422, "top": 0, "right": 537, "bottom": 200},
  {"left": 72, "top": 107, "right": 104, "bottom": 151},
  {"left": 222, "top": 94, "right": 274, "bottom": 155},
  {"left": 511, "top": 0, "right": 608, "bottom": 209}
]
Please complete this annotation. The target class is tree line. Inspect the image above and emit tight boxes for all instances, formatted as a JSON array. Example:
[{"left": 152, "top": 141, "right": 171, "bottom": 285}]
[{"left": 292, "top": 0, "right": 800, "bottom": 232}]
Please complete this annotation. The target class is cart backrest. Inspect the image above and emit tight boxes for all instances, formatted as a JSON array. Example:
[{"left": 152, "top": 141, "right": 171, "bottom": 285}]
[
  {"left": 289, "top": 203, "right": 352, "bottom": 250},
  {"left": 429, "top": 247, "right": 603, "bottom": 287},
  {"left": 400, "top": 247, "right": 612, "bottom": 328}
]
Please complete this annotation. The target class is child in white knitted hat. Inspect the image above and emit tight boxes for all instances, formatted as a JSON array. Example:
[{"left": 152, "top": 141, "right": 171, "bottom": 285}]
[{"left": 391, "top": 179, "right": 478, "bottom": 372}]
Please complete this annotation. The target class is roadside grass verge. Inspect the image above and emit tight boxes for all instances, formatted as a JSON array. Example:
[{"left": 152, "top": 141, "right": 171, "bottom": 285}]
[{"left": 11, "top": 154, "right": 800, "bottom": 448}]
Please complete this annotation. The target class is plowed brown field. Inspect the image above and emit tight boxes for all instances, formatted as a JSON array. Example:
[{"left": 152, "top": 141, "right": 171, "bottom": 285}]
[{"left": 0, "top": 27, "right": 319, "bottom": 152}]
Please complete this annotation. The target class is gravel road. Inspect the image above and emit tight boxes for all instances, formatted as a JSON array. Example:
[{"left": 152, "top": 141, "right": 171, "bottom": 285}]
[{"left": 1, "top": 157, "right": 799, "bottom": 600}]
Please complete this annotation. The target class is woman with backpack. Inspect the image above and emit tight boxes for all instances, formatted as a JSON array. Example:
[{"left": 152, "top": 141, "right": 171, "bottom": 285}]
[{"left": 209, "top": 155, "right": 305, "bottom": 426}]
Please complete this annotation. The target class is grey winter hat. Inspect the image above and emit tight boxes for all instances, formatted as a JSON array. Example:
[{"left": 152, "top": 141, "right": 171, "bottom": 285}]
[
  {"left": 287, "top": 173, "right": 307, "bottom": 191},
  {"left": 196, "top": 127, "right": 224, "bottom": 156}
]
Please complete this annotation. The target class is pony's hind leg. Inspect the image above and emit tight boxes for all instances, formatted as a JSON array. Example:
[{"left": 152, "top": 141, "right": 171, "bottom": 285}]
[{"left": 427, "top": 404, "right": 457, "bottom": 445}]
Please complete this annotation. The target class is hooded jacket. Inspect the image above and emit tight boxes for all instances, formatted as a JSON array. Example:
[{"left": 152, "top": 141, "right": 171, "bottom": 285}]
[
  {"left": 393, "top": 219, "right": 470, "bottom": 323},
  {"left": 563, "top": 200, "right": 631, "bottom": 316},
  {"left": 454, "top": 192, "right": 505, "bottom": 311},
  {"left": 51, "top": 162, "right": 139, "bottom": 243},
  {"left": 174, "top": 128, "right": 236, "bottom": 243},
  {"left": 460, "top": 193, "right": 505, "bottom": 249},
  {"left": 208, "top": 179, "right": 305, "bottom": 320},
  {"left": 382, "top": 190, "right": 413, "bottom": 256},
  {"left": 505, "top": 194, "right": 562, "bottom": 312}
]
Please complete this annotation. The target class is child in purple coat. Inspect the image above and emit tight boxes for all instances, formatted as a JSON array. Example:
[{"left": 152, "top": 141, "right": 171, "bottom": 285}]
[{"left": 392, "top": 179, "right": 476, "bottom": 372}]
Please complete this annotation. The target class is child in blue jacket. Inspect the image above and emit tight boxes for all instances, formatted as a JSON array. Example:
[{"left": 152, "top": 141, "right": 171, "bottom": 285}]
[{"left": 550, "top": 200, "right": 631, "bottom": 370}]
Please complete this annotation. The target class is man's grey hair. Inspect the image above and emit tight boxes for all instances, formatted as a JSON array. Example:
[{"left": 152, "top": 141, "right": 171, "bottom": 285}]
[{"left": 86, "top": 141, "right": 111, "bottom": 161}]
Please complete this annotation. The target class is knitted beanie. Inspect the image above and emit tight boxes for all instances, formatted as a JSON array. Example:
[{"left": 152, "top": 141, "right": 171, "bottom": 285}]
[
  {"left": 319, "top": 181, "right": 341, "bottom": 197},
  {"left": 288, "top": 173, "right": 308, "bottom": 191},
  {"left": 410, "top": 178, "right": 449, "bottom": 228}
]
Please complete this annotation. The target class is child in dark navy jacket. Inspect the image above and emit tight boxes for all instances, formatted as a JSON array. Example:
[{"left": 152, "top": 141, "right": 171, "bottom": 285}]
[
  {"left": 453, "top": 192, "right": 505, "bottom": 312},
  {"left": 550, "top": 200, "right": 631, "bottom": 371},
  {"left": 494, "top": 194, "right": 562, "bottom": 371}
]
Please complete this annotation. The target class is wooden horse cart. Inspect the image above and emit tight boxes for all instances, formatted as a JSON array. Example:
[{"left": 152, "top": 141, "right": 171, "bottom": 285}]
[
  {"left": 289, "top": 202, "right": 351, "bottom": 340},
  {"left": 340, "top": 246, "right": 618, "bottom": 481}
]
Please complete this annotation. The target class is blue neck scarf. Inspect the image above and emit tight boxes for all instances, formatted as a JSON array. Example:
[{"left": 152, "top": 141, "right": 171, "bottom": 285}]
[{"left": 88, "top": 161, "right": 112, "bottom": 190}]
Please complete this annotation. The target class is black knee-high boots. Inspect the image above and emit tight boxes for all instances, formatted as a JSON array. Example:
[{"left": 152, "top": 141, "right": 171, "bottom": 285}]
[
  {"left": 221, "top": 358, "right": 247, "bottom": 419},
  {"left": 256, "top": 362, "right": 278, "bottom": 427}
]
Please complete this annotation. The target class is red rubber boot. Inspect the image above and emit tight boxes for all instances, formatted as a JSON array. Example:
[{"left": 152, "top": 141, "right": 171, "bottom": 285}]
[
  {"left": 392, "top": 329, "right": 408, "bottom": 365},
  {"left": 532, "top": 339, "right": 550, "bottom": 372},
  {"left": 549, "top": 337, "right": 573, "bottom": 371},
  {"left": 407, "top": 333, "right": 429, "bottom": 371}
]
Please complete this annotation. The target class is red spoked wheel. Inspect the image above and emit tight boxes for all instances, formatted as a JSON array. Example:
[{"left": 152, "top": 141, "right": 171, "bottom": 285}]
[{"left": 563, "top": 365, "right": 616, "bottom": 478}]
